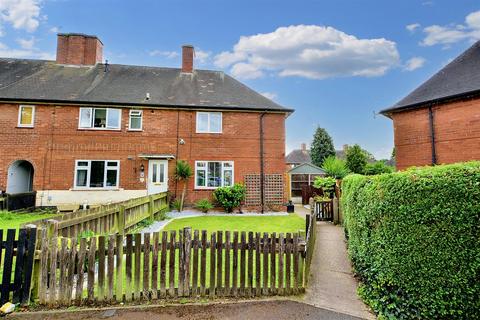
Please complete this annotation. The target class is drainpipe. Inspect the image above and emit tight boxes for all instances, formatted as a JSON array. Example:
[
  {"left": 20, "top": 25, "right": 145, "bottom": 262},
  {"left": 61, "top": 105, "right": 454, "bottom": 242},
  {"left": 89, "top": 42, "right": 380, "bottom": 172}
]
[
  {"left": 174, "top": 110, "right": 180, "bottom": 199},
  {"left": 260, "top": 112, "right": 266, "bottom": 214},
  {"left": 428, "top": 106, "right": 437, "bottom": 165}
]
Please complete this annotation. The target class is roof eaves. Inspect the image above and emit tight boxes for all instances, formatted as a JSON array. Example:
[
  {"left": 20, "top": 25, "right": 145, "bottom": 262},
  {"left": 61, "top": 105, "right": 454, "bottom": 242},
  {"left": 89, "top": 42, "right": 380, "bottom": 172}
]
[
  {"left": 379, "top": 88, "right": 480, "bottom": 117},
  {"left": 0, "top": 97, "right": 294, "bottom": 113}
]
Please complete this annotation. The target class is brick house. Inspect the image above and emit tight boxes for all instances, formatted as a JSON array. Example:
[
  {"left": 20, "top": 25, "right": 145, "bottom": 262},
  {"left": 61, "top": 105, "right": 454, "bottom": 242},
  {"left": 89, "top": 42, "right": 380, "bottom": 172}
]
[
  {"left": 381, "top": 40, "right": 480, "bottom": 170},
  {"left": 0, "top": 33, "right": 292, "bottom": 210}
]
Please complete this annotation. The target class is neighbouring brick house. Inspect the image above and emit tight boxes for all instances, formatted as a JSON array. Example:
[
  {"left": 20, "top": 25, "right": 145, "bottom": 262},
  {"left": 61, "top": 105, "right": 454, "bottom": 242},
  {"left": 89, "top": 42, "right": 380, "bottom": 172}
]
[
  {"left": 0, "top": 33, "right": 292, "bottom": 210},
  {"left": 381, "top": 41, "right": 480, "bottom": 170}
]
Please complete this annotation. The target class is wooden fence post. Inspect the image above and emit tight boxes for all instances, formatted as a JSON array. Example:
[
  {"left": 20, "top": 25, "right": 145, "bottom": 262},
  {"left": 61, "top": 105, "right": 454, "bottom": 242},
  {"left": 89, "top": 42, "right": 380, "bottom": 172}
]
[
  {"left": 118, "top": 205, "right": 125, "bottom": 235},
  {"left": 149, "top": 195, "right": 155, "bottom": 220}
]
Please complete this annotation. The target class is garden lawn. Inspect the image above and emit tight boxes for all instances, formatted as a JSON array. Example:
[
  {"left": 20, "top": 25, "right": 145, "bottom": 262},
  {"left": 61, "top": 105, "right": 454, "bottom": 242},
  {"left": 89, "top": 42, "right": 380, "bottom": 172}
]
[
  {"left": 0, "top": 210, "right": 58, "bottom": 233},
  {"left": 161, "top": 214, "right": 305, "bottom": 235}
]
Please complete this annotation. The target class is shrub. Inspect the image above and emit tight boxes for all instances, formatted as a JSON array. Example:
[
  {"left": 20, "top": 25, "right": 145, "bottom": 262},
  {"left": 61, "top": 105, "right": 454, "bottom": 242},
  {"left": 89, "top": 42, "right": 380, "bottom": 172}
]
[
  {"left": 313, "top": 176, "right": 336, "bottom": 194},
  {"left": 341, "top": 162, "right": 480, "bottom": 319},
  {"left": 171, "top": 198, "right": 182, "bottom": 212},
  {"left": 363, "top": 161, "right": 394, "bottom": 175},
  {"left": 213, "top": 183, "right": 246, "bottom": 213},
  {"left": 195, "top": 198, "right": 214, "bottom": 213},
  {"left": 345, "top": 144, "right": 368, "bottom": 174},
  {"left": 321, "top": 155, "right": 349, "bottom": 179}
]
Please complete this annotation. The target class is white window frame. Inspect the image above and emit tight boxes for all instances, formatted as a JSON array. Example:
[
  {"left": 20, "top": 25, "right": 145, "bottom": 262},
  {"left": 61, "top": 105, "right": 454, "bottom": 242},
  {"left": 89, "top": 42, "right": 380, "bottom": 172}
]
[
  {"left": 194, "top": 160, "right": 234, "bottom": 189},
  {"left": 73, "top": 160, "right": 120, "bottom": 189},
  {"left": 128, "top": 109, "right": 143, "bottom": 131},
  {"left": 78, "top": 107, "right": 122, "bottom": 130},
  {"left": 196, "top": 111, "right": 222, "bottom": 133},
  {"left": 17, "top": 105, "right": 35, "bottom": 128}
]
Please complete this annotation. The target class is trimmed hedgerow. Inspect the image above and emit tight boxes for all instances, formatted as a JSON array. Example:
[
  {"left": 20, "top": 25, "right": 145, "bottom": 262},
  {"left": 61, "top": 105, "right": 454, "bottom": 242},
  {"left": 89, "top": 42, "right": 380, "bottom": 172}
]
[{"left": 342, "top": 162, "right": 480, "bottom": 319}]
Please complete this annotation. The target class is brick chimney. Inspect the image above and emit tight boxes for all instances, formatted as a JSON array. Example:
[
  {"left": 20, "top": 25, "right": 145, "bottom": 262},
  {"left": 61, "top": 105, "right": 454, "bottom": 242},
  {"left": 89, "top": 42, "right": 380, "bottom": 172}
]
[
  {"left": 56, "top": 33, "right": 103, "bottom": 65},
  {"left": 182, "top": 45, "right": 194, "bottom": 73},
  {"left": 301, "top": 143, "right": 307, "bottom": 151}
]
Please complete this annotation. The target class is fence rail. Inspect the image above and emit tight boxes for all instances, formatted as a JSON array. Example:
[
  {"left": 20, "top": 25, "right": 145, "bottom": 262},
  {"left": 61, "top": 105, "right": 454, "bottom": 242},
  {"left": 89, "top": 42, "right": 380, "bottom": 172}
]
[{"left": 25, "top": 192, "right": 168, "bottom": 238}]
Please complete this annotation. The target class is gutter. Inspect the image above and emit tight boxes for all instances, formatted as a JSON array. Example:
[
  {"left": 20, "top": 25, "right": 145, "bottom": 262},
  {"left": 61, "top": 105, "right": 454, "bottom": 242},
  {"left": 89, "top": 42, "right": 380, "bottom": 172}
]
[{"left": 0, "top": 97, "right": 295, "bottom": 114}]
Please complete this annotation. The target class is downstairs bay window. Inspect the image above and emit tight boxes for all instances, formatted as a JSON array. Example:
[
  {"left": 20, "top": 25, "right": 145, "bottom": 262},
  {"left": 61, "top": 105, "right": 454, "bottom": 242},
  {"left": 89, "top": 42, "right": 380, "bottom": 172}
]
[
  {"left": 74, "top": 160, "right": 119, "bottom": 189},
  {"left": 195, "top": 161, "right": 233, "bottom": 189}
]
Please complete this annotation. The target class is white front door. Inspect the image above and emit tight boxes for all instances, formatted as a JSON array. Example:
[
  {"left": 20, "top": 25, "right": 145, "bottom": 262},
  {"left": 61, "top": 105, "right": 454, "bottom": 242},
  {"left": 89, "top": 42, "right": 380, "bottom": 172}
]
[{"left": 147, "top": 160, "right": 168, "bottom": 194}]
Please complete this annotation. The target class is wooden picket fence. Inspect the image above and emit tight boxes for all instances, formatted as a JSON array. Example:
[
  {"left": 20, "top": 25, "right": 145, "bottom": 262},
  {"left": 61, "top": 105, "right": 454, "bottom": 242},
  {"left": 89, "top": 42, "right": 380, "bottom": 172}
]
[
  {"left": 36, "top": 221, "right": 308, "bottom": 306},
  {"left": 25, "top": 192, "right": 168, "bottom": 238},
  {"left": 0, "top": 228, "right": 37, "bottom": 306}
]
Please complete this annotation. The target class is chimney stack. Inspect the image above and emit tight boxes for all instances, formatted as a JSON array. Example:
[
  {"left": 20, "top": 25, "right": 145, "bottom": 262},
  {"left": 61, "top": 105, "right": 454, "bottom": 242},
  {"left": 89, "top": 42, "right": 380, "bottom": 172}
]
[
  {"left": 56, "top": 33, "right": 103, "bottom": 65},
  {"left": 182, "top": 45, "right": 194, "bottom": 73},
  {"left": 301, "top": 143, "right": 307, "bottom": 151}
]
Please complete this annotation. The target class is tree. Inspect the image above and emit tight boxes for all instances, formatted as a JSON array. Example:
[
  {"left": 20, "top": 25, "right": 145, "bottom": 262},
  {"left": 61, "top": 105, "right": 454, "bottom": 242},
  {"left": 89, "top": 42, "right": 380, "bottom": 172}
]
[
  {"left": 175, "top": 160, "right": 193, "bottom": 211},
  {"left": 346, "top": 144, "right": 368, "bottom": 174},
  {"left": 321, "top": 155, "right": 349, "bottom": 179},
  {"left": 310, "top": 127, "right": 335, "bottom": 167},
  {"left": 364, "top": 161, "right": 394, "bottom": 175}
]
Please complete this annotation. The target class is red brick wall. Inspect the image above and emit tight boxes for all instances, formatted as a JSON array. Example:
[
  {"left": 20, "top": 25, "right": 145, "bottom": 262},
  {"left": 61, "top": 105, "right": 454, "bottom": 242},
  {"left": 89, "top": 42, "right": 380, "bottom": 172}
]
[
  {"left": 392, "top": 97, "right": 480, "bottom": 170},
  {"left": 0, "top": 104, "right": 286, "bottom": 204},
  {"left": 56, "top": 34, "right": 103, "bottom": 65}
]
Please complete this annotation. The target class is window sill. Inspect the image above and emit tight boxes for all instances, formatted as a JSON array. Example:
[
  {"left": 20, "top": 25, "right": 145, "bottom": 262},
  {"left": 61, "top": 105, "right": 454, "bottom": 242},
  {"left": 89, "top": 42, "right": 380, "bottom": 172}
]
[
  {"left": 16, "top": 125, "right": 34, "bottom": 129},
  {"left": 127, "top": 129, "right": 143, "bottom": 132},
  {"left": 195, "top": 131, "right": 222, "bottom": 134},
  {"left": 70, "top": 188, "right": 122, "bottom": 191},
  {"left": 77, "top": 128, "right": 121, "bottom": 131}
]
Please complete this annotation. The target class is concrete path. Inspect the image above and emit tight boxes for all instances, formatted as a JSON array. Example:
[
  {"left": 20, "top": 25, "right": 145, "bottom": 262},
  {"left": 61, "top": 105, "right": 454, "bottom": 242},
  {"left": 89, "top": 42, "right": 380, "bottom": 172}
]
[{"left": 303, "top": 222, "right": 374, "bottom": 319}]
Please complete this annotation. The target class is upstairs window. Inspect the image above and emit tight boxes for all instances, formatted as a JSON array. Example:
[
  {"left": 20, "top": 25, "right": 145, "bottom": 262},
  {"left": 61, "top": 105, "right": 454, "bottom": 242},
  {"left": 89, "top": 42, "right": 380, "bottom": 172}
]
[
  {"left": 18, "top": 105, "right": 35, "bottom": 127},
  {"left": 195, "top": 161, "right": 233, "bottom": 189},
  {"left": 196, "top": 112, "right": 222, "bottom": 133},
  {"left": 74, "top": 160, "right": 119, "bottom": 189},
  {"left": 129, "top": 110, "right": 143, "bottom": 130},
  {"left": 79, "top": 107, "right": 121, "bottom": 130}
]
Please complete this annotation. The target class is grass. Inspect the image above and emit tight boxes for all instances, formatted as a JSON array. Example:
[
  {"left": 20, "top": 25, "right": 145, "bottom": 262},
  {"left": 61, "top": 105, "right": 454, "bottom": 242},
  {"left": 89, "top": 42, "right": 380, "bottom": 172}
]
[
  {"left": 0, "top": 210, "right": 58, "bottom": 233},
  {"left": 161, "top": 214, "right": 305, "bottom": 235}
]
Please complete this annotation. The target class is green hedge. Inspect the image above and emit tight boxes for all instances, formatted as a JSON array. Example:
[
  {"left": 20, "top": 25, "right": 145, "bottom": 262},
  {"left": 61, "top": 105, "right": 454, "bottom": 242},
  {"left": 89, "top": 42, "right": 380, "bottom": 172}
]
[{"left": 341, "top": 162, "right": 480, "bottom": 319}]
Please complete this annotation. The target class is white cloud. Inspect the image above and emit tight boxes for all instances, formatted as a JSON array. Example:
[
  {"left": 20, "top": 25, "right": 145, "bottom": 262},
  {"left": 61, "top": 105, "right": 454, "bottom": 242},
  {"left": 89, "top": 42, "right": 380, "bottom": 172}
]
[
  {"left": 0, "top": 0, "right": 41, "bottom": 34},
  {"left": 261, "top": 92, "right": 278, "bottom": 100},
  {"left": 404, "top": 57, "right": 426, "bottom": 71},
  {"left": 214, "top": 25, "right": 400, "bottom": 80},
  {"left": 49, "top": 26, "right": 59, "bottom": 33},
  {"left": 16, "top": 36, "right": 35, "bottom": 49},
  {"left": 406, "top": 23, "right": 421, "bottom": 32},
  {"left": 195, "top": 49, "right": 211, "bottom": 64},
  {"left": 148, "top": 50, "right": 178, "bottom": 59},
  {"left": 422, "top": 10, "right": 480, "bottom": 46},
  {"left": 0, "top": 41, "right": 53, "bottom": 60}
]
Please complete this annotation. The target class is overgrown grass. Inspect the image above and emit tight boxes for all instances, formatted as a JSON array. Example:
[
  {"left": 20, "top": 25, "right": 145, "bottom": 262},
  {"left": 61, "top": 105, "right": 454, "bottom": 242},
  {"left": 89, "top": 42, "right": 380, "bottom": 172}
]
[
  {"left": 0, "top": 209, "right": 58, "bottom": 234},
  {"left": 161, "top": 214, "right": 305, "bottom": 236}
]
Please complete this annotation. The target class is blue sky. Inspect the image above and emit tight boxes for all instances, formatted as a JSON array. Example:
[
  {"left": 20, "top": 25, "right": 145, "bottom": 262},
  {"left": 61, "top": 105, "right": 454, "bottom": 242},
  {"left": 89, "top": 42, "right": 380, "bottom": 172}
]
[{"left": 1, "top": 0, "right": 479, "bottom": 159}]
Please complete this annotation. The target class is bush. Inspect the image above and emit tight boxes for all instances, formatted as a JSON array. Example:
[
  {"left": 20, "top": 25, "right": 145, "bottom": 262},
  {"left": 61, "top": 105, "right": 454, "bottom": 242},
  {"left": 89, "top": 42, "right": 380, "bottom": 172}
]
[
  {"left": 313, "top": 176, "right": 336, "bottom": 194},
  {"left": 213, "top": 183, "right": 246, "bottom": 213},
  {"left": 195, "top": 198, "right": 214, "bottom": 213},
  {"left": 321, "top": 156, "right": 349, "bottom": 179},
  {"left": 341, "top": 162, "right": 480, "bottom": 319},
  {"left": 363, "top": 161, "right": 394, "bottom": 175}
]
